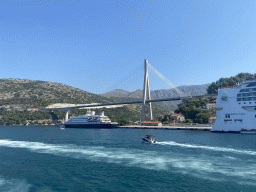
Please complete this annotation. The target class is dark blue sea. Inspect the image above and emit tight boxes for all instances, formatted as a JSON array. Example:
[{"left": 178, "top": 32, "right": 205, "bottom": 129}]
[{"left": 0, "top": 126, "right": 256, "bottom": 192}]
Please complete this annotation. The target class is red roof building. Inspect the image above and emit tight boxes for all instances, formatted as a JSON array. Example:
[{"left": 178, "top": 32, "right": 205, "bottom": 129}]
[
  {"left": 208, "top": 117, "right": 216, "bottom": 124},
  {"left": 169, "top": 113, "right": 185, "bottom": 122}
]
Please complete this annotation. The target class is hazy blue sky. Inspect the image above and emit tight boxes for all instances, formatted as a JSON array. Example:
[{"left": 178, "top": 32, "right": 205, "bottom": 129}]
[{"left": 1, "top": 0, "right": 256, "bottom": 93}]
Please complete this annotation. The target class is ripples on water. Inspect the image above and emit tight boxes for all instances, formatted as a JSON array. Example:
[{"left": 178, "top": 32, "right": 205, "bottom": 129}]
[{"left": 0, "top": 126, "right": 256, "bottom": 191}]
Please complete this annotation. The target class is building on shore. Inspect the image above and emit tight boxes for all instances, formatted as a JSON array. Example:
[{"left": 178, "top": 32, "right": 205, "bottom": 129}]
[
  {"left": 205, "top": 103, "right": 216, "bottom": 109},
  {"left": 208, "top": 117, "right": 216, "bottom": 124},
  {"left": 169, "top": 113, "right": 185, "bottom": 122},
  {"left": 141, "top": 121, "right": 162, "bottom": 126}
]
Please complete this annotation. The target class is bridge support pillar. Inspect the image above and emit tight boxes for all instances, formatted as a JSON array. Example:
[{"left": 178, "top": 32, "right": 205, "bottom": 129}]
[
  {"left": 141, "top": 59, "right": 153, "bottom": 122},
  {"left": 65, "top": 110, "right": 69, "bottom": 122}
]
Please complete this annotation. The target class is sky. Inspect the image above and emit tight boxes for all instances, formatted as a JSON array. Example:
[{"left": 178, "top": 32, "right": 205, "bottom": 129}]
[{"left": 1, "top": 0, "right": 256, "bottom": 94}]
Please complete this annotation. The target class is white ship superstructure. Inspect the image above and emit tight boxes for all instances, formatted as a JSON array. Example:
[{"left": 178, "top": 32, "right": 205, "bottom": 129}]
[
  {"left": 211, "top": 79, "right": 256, "bottom": 133},
  {"left": 64, "top": 110, "right": 118, "bottom": 128}
]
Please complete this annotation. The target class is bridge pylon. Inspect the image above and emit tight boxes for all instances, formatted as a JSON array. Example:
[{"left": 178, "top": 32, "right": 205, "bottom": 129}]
[{"left": 141, "top": 59, "right": 153, "bottom": 122}]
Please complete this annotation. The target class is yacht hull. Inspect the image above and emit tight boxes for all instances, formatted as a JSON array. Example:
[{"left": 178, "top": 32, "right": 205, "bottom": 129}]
[
  {"left": 64, "top": 110, "right": 118, "bottom": 129},
  {"left": 64, "top": 124, "right": 118, "bottom": 129}
]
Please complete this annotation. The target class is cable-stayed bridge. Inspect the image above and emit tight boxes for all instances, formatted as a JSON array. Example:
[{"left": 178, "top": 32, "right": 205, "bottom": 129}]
[{"left": 41, "top": 60, "right": 216, "bottom": 122}]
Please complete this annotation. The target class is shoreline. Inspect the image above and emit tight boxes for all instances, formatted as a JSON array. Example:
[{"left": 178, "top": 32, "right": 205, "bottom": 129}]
[
  {"left": 0, "top": 125, "right": 212, "bottom": 131},
  {"left": 120, "top": 125, "right": 212, "bottom": 131}
]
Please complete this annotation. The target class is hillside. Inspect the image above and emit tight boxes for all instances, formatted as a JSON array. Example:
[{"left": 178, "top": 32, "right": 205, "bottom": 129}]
[
  {"left": 207, "top": 72, "right": 256, "bottom": 94},
  {"left": 0, "top": 78, "right": 112, "bottom": 107},
  {"left": 0, "top": 78, "right": 167, "bottom": 125},
  {"left": 175, "top": 97, "right": 216, "bottom": 124}
]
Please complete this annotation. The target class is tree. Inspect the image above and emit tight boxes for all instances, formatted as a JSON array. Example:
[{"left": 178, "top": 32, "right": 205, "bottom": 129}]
[
  {"left": 175, "top": 98, "right": 216, "bottom": 124},
  {"left": 194, "top": 113, "right": 210, "bottom": 124},
  {"left": 207, "top": 72, "right": 255, "bottom": 94},
  {"left": 0, "top": 119, "right": 4, "bottom": 125},
  {"left": 184, "top": 119, "right": 192, "bottom": 124},
  {"left": 116, "top": 118, "right": 128, "bottom": 126}
]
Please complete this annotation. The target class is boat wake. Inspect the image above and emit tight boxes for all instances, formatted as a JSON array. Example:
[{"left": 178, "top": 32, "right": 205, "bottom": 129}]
[
  {"left": 1, "top": 139, "right": 256, "bottom": 185},
  {"left": 0, "top": 139, "right": 167, "bottom": 170},
  {"left": 156, "top": 141, "right": 256, "bottom": 156}
]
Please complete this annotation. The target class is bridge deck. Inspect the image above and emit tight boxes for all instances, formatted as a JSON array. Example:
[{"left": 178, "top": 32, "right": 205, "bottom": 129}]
[{"left": 42, "top": 94, "right": 217, "bottom": 111}]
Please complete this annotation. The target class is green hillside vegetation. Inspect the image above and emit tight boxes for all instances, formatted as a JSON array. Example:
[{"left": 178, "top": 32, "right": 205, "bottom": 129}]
[
  {"left": 175, "top": 97, "right": 216, "bottom": 124},
  {"left": 0, "top": 109, "right": 52, "bottom": 125},
  {"left": 207, "top": 72, "right": 255, "bottom": 94},
  {"left": 0, "top": 78, "right": 167, "bottom": 125},
  {"left": 0, "top": 78, "right": 112, "bottom": 106}
]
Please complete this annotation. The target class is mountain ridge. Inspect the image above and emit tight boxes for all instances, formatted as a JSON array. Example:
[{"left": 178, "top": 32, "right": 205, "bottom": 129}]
[
  {"left": 100, "top": 84, "right": 210, "bottom": 111},
  {"left": 101, "top": 84, "right": 210, "bottom": 98}
]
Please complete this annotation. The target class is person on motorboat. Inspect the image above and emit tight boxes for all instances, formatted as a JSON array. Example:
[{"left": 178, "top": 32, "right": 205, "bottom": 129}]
[{"left": 142, "top": 135, "right": 156, "bottom": 143}]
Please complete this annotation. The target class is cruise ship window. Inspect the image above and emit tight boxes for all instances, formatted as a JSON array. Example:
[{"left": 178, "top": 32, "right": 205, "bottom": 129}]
[
  {"left": 240, "top": 89, "right": 250, "bottom": 92},
  {"left": 249, "top": 102, "right": 251, "bottom": 104},
  {"left": 246, "top": 82, "right": 256, "bottom": 87},
  {"left": 244, "top": 102, "right": 246, "bottom": 104},
  {"left": 239, "top": 103, "right": 241, "bottom": 104}
]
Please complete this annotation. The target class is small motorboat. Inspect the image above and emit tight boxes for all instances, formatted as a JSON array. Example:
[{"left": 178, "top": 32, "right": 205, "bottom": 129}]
[
  {"left": 58, "top": 123, "right": 65, "bottom": 129},
  {"left": 142, "top": 135, "right": 156, "bottom": 144}
]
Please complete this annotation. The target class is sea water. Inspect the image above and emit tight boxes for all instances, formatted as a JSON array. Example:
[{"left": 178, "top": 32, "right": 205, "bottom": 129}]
[{"left": 0, "top": 126, "right": 256, "bottom": 192}]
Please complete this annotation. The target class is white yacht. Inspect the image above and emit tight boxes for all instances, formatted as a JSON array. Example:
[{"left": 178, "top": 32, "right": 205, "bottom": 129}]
[
  {"left": 211, "top": 79, "right": 256, "bottom": 133},
  {"left": 64, "top": 110, "right": 118, "bottom": 129}
]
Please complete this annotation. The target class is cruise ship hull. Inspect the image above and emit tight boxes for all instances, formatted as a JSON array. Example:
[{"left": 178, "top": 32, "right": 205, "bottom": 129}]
[
  {"left": 64, "top": 124, "right": 118, "bottom": 129},
  {"left": 211, "top": 79, "right": 256, "bottom": 133}
]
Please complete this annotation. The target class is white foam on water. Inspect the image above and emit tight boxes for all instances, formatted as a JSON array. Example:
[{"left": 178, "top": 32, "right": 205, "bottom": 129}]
[
  {"left": 223, "top": 155, "right": 237, "bottom": 160},
  {"left": 156, "top": 141, "right": 256, "bottom": 156},
  {"left": 0, "top": 140, "right": 168, "bottom": 170},
  {"left": 1, "top": 139, "right": 256, "bottom": 185},
  {"left": 0, "top": 176, "right": 31, "bottom": 192}
]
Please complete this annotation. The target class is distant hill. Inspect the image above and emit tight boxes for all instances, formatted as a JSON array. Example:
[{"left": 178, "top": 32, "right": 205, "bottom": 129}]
[
  {"left": 0, "top": 78, "right": 112, "bottom": 107},
  {"left": 101, "top": 84, "right": 209, "bottom": 98},
  {"left": 100, "top": 84, "right": 210, "bottom": 111}
]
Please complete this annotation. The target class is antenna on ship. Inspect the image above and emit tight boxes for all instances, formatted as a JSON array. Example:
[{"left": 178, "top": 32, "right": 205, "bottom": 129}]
[{"left": 86, "top": 108, "right": 91, "bottom": 116}]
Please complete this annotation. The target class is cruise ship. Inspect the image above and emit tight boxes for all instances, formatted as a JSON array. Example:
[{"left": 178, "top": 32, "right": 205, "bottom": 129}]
[
  {"left": 64, "top": 110, "right": 118, "bottom": 128},
  {"left": 211, "top": 79, "right": 256, "bottom": 133}
]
